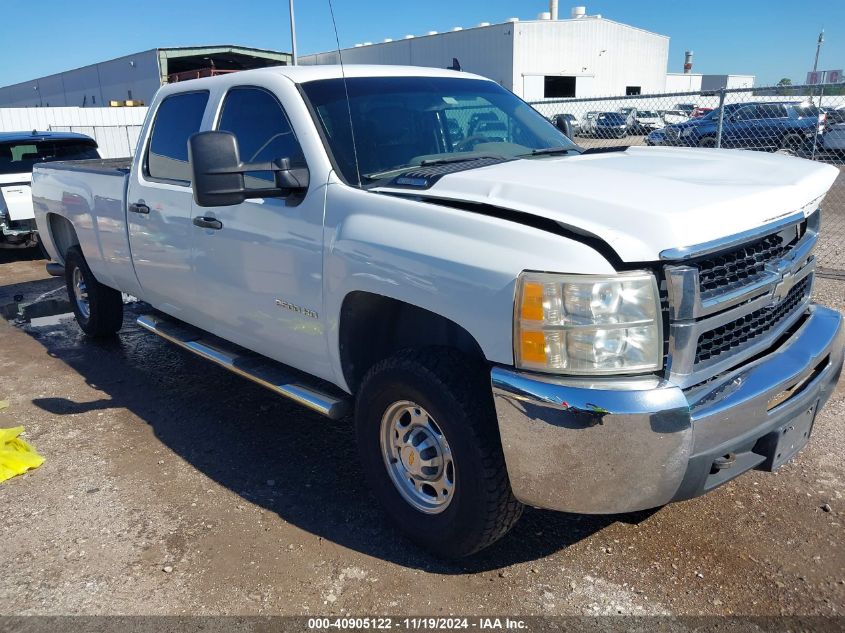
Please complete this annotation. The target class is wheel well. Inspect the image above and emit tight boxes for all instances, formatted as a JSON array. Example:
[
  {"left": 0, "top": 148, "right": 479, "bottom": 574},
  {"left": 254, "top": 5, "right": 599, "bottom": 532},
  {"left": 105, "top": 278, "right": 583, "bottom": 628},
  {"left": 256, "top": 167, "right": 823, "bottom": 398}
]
[
  {"left": 47, "top": 213, "right": 79, "bottom": 262},
  {"left": 339, "top": 292, "right": 487, "bottom": 393}
]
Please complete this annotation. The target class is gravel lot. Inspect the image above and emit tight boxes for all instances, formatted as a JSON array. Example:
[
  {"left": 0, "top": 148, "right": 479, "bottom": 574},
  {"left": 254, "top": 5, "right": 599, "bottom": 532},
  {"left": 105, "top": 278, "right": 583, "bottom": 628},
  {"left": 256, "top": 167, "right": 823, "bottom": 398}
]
[{"left": 0, "top": 249, "right": 843, "bottom": 618}]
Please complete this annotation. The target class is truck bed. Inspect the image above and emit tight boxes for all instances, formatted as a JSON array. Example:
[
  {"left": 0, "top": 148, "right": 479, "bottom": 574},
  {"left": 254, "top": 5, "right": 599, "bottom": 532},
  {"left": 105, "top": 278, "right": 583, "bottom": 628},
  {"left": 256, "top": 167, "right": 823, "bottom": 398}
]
[{"left": 32, "top": 158, "right": 141, "bottom": 297}]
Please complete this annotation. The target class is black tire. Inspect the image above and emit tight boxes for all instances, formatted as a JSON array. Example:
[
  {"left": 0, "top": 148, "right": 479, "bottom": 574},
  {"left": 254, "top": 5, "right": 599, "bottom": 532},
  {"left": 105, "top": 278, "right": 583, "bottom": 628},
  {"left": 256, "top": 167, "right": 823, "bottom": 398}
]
[
  {"left": 698, "top": 136, "right": 717, "bottom": 148},
  {"left": 35, "top": 235, "right": 50, "bottom": 260},
  {"left": 780, "top": 134, "right": 804, "bottom": 154},
  {"left": 64, "top": 246, "right": 123, "bottom": 337},
  {"left": 355, "top": 348, "right": 523, "bottom": 558}
]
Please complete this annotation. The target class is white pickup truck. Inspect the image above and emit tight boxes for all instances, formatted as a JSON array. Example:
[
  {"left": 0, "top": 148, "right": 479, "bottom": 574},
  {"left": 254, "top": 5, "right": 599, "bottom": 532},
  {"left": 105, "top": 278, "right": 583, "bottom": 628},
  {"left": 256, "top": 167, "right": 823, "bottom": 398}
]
[
  {"left": 32, "top": 65, "right": 844, "bottom": 558},
  {"left": 1, "top": 131, "right": 100, "bottom": 250}
]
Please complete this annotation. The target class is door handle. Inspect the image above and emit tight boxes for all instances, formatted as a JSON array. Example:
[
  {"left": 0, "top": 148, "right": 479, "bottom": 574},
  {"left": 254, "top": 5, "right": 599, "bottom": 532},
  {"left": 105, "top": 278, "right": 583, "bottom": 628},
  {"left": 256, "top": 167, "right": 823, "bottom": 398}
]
[
  {"left": 193, "top": 216, "right": 223, "bottom": 230},
  {"left": 128, "top": 202, "right": 150, "bottom": 214}
]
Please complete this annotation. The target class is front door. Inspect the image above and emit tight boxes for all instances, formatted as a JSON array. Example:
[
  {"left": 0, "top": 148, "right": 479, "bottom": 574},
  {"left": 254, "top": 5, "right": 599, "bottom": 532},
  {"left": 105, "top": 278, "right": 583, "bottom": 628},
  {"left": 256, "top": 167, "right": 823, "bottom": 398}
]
[
  {"left": 127, "top": 90, "right": 209, "bottom": 318},
  {"left": 189, "top": 85, "right": 330, "bottom": 380}
]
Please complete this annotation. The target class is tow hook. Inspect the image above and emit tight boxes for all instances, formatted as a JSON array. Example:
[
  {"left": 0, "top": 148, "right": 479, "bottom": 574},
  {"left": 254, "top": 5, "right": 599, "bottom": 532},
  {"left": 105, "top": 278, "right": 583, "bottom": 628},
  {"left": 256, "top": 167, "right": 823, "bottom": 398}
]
[{"left": 711, "top": 453, "right": 737, "bottom": 473}]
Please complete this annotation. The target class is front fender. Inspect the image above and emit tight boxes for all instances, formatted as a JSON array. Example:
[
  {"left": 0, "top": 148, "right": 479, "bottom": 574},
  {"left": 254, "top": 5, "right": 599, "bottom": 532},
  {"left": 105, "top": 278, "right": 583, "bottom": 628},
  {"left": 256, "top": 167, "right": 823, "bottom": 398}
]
[{"left": 322, "top": 182, "right": 615, "bottom": 391}]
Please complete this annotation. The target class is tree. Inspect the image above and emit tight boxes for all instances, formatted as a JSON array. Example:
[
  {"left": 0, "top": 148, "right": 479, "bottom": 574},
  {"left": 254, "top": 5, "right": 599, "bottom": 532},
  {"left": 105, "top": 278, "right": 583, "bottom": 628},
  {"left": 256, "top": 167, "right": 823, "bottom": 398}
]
[{"left": 777, "top": 78, "right": 792, "bottom": 86}]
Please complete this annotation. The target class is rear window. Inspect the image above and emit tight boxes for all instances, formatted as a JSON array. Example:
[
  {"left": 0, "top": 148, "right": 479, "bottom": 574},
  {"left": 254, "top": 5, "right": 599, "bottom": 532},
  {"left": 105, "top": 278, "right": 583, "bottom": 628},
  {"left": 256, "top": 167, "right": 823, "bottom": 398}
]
[
  {"left": 146, "top": 91, "right": 209, "bottom": 183},
  {"left": 0, "top": 139, "right": 99, "bottom": 175},
  {"left": 792, "top": 105, "right": 821, "bottom": 118},
  {"left": 598, "top": 113, "right": 626, "bottom": 123}
]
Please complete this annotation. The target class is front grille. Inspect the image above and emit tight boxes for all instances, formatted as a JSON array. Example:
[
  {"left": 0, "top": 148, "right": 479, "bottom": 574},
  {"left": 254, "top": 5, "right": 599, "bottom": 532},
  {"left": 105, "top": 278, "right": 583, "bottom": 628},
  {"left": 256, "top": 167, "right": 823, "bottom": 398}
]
[
  {"left": 694, "top": 275, "right": 811, "bottom": 365},
  {"left": 695, "top": 228, "right": 801, "bottom": 300}
]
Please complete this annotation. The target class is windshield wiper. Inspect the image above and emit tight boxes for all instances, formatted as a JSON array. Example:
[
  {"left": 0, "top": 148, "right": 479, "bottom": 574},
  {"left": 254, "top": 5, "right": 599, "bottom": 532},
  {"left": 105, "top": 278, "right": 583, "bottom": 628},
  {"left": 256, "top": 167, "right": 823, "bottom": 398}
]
[
  {"left": 526, "top": 147, "right": 583, "bottom": 156},
  {"left": 419, "top": 153, "right": 505, "bottom": 166},
  {"left": 363, "top": 154, "right": 506, "bottom": 181}
]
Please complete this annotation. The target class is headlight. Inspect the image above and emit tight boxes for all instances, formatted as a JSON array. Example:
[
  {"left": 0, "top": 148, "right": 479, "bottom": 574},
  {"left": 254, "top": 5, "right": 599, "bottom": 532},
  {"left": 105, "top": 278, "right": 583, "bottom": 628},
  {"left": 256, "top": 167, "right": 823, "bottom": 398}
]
[
  {"left": 515, "top": 271, "right": 663, "bottom": 375},
  {"left": 680, "top": 128, "right": 694, "bottom": 137}
]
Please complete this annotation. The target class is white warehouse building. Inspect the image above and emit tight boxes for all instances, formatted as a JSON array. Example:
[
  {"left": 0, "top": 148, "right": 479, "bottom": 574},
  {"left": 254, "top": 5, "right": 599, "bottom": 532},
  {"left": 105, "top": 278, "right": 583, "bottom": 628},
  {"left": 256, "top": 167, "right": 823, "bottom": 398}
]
[{"left": 301, "top": 6, "right": 670, "bottom": 100}]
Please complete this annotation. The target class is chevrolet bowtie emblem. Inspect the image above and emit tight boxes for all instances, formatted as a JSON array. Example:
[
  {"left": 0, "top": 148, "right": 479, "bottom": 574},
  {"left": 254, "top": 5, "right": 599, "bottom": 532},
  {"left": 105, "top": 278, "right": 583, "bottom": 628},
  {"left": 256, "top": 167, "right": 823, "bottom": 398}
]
[{"left": 771, "top": 271, "right": 797, "bottom": 305}]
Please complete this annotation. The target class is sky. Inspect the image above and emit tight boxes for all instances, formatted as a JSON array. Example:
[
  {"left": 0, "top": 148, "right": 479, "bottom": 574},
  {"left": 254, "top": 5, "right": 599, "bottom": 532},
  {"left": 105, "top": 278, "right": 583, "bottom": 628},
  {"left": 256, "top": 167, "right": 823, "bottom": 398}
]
[{"left": 0, "top": 0, "right": 842, "bottom": 87}]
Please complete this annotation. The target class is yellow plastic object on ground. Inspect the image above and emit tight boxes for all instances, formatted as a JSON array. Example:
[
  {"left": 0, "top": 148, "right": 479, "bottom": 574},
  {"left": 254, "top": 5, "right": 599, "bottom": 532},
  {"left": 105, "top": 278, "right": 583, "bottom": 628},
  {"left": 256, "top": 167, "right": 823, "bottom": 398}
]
[{"left": 0, "top": 426, "right": 45, "bottom": 483}]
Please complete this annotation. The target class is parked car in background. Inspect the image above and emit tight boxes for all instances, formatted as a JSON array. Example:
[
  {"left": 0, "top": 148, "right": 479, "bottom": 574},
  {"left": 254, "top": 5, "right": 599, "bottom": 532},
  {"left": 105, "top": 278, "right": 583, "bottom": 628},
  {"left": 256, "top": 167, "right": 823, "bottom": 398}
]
[
  {"left": 661, "top": 110, "right": 691, "bottom": 125},
  {"left": 663, "top": 101, "right": 823, "bottom": 151},
  {"left": 552, "top": 113, "right": 580, "bottom": 136},
  {"left": 632, "top": 110, "right": 664, "bottom": 135},
  {"left": 1, "top": 131, "right": 100, "bottom": 251},
  {"left": 818, "top": 108, "right": 845, "bottom": 158},
  {"left": 594, "top": 112, "right": 629, "bottom": 138},
  {"left": 473, "top": 120, "right": 508, "bottom": 142},
  {"left": 676, "top": 103, "right": 697, "bottom": 114},
  {"left": 691, "top": 107, "right": 714, "bottom": 118},
  {"left": 619, "top": 107, "right": 638, "bottom": 128},
  {"left": 644, "top": 128, "right": 667, "bottom": 146},
  {"left": 820, "top": 108, "right": 845, "bottom": 156},
  {"left": 580, "top": 111, "right": 600, "bottom": 135}
]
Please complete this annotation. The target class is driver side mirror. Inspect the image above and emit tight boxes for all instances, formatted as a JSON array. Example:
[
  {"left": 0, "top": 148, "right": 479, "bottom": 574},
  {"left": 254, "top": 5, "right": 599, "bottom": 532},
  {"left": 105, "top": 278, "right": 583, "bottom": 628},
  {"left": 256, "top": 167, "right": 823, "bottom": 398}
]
[{"left": 188, "top": 130, "right": 309, "bottom": 207}]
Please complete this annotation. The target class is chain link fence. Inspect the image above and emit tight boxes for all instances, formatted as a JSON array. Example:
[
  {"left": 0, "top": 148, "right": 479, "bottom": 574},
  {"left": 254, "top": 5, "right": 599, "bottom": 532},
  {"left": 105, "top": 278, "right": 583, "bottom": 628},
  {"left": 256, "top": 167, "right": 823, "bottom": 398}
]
[{"left": 529, "top": 83, "right": 845, "bottom": 275}]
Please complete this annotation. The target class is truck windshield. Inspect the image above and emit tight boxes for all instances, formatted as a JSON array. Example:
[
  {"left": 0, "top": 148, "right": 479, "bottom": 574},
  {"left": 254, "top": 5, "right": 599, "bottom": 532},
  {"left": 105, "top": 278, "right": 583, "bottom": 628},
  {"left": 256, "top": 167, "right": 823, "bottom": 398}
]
[
  {"left": 0, "top": 139, "right": 99, "bottom": 175},
  {"left": 300, "top": 76, "right": 579, "bottom": 184}
]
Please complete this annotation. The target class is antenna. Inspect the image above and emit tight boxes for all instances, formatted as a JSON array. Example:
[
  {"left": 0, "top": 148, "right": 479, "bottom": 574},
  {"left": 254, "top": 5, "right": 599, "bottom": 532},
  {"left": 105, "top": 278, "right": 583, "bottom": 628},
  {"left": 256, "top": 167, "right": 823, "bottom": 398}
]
[
  {"left": 289, "top": 0, "right": 298, "bottom": 65},
  {"left": 328, "top": 0, "right": 362, "bottom": 187}
]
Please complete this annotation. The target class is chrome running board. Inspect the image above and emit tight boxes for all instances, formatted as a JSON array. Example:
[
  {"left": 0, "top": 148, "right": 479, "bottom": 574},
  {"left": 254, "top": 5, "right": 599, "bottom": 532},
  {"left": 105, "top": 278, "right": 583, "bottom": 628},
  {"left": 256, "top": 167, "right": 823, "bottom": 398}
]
[{"left": 136, "top": 314, "right": 350, "bottom": 420}]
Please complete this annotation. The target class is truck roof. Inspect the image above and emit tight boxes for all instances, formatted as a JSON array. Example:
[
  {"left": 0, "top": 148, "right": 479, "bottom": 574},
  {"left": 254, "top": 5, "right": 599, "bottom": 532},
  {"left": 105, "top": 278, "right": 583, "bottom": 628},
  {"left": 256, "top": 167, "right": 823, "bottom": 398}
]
[
  {"left": 159, "top": 64, "right": 491, "bottom": 93},
  {"left": 0, "top": 130, "right": 96, "bottom": 143}
]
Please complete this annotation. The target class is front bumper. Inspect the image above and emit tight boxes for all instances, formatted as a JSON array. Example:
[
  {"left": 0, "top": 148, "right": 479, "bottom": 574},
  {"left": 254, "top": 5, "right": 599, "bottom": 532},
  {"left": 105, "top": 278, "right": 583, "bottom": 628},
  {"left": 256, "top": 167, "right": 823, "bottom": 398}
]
[{"left": 491, "top": 305, "right": 844, "bottom": 514}]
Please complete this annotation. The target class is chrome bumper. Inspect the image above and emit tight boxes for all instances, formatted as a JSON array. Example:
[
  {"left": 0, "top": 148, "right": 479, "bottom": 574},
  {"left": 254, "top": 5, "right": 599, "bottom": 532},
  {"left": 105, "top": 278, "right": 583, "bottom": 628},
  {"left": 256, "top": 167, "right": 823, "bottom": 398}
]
[{"left": 491, "top": 305, "right": 844, "bottom": 514}]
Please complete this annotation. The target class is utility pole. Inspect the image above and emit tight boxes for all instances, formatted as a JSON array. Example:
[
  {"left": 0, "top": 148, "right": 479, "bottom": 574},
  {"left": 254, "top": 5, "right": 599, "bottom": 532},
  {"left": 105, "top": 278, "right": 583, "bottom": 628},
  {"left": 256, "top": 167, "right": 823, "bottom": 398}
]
[
  {"left": 289, "top": 0, "right": 298, "bottom": 66},
  {"left": 813, "top": 29, "right": 824, "bottom": 74}
]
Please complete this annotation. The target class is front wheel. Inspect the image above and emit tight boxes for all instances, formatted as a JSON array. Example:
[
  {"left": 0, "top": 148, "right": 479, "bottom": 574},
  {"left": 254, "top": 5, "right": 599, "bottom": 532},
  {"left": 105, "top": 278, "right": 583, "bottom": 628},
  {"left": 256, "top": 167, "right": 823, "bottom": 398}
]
[
  {"left": 698, "top": 136, "right": 717, "bottom": 148},
  {"left": 64, "top": 246, "right": 123, "bottom": 337},
  {"left": 355, "top": 348, "right": 523, "bottom": 558}
]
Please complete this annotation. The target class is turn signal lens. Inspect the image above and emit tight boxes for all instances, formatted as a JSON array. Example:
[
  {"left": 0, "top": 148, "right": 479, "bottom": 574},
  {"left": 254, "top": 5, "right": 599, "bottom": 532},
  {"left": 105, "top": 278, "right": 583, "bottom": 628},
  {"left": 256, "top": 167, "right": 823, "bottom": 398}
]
[
  {"left": 520, "top": 282, "right": 545, "bottom": 321},
  {"left": 519, "top": 330, "right": 548, "bottom": 364}
]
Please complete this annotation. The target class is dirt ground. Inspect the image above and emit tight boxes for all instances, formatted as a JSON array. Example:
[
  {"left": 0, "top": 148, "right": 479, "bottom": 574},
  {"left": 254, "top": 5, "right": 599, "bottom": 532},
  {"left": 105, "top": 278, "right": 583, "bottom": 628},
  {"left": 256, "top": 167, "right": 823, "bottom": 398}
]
[{"left": 0, "top": 249, "right": 843, "bottom": 618}]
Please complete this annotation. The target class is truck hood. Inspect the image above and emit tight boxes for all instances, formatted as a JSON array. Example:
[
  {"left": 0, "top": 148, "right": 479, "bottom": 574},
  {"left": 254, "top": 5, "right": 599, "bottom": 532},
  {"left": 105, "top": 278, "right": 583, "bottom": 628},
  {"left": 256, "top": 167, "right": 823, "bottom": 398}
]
[{"left": 377, "top": 146, "right": 839, "bottom": 262}]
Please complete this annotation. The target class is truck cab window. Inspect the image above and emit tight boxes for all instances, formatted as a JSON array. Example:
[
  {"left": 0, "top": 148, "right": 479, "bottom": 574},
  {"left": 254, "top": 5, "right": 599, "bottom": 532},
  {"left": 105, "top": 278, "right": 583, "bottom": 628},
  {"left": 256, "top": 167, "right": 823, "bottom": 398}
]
[
  {"left": 217, "top": 87, "right": 305, "bottom": 188},
  {"left": 146, "top": 91, "right": 209, "bottom": 184}
]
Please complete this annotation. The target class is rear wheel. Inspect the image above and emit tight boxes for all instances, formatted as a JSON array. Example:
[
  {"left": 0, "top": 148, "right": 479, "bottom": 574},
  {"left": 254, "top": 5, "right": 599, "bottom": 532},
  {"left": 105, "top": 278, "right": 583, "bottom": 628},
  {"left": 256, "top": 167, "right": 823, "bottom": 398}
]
[
  {"left": 64, "top": 246, "right": 123, "bottom": 337},
  {"left": 780, "top": 134, "right": 804, "bottom": 155},
  {"left": 355, "top": 348, "right": 523, "bottom": 558}
]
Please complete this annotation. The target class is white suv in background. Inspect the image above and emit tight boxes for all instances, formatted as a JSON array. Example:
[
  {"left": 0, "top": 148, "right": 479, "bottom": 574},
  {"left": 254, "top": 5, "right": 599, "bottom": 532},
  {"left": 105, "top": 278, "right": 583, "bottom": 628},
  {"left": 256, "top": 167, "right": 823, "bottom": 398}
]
[{"left": 0, "top": 131, "right": 100, "bottom": 251}]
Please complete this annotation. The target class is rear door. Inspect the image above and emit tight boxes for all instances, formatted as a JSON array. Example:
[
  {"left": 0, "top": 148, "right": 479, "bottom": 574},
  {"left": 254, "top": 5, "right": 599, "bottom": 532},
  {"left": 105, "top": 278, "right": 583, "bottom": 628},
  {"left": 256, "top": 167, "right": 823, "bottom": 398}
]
[
  {"left": 127, "top": 90, "right": 209, "bottom": 318},
  {"left": 755, "top": 104, "right": 789, "bottom": 148},
  {"left": 722, "top": 105, "right": 759, "bottom": 148}
]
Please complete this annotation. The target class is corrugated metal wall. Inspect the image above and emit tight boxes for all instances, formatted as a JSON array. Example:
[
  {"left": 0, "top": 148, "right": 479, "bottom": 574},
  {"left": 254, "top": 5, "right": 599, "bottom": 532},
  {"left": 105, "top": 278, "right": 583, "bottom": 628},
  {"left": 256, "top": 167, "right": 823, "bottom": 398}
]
[
  {"left": 513, "top": 19, "right": 668, "bottom": 99},
  {"left": 0, "top": 107, "right": 148, "bottom": 158},
  {"left": 300, "top": 24, "right": 517, "bottom": 91},
  {"left": 0, "top": 50, "right": 161, "bottom": 107},
  {"left": 300, "top": 19, "right": 669, "bottom": 100}
]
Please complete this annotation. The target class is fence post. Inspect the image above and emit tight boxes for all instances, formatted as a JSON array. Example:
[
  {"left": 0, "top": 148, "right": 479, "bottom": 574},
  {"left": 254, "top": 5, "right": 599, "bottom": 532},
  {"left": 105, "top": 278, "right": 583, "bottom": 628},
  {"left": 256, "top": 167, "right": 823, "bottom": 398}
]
[
  {"left": 715, "top": 88, "right": 727, "bottom": 148},
  {"left": 810, "top": 85, "right": 824, "bottom": 162}
]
